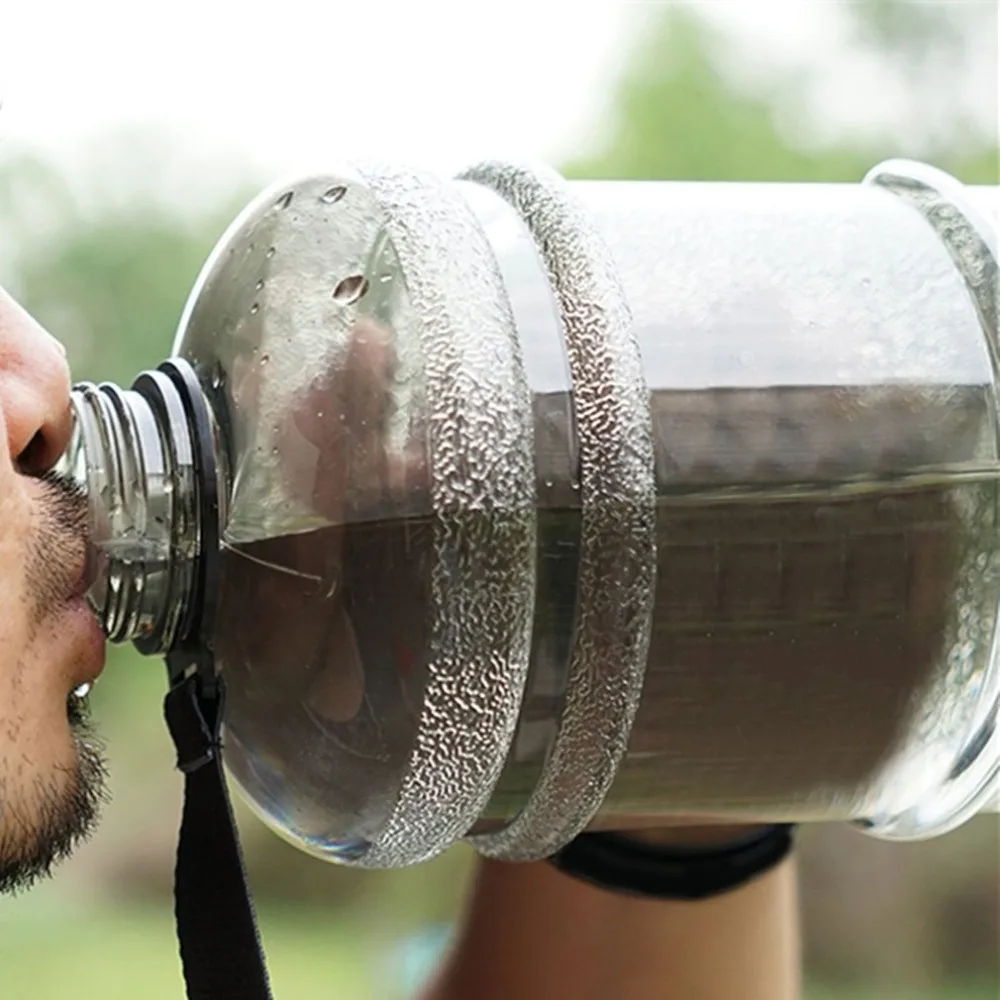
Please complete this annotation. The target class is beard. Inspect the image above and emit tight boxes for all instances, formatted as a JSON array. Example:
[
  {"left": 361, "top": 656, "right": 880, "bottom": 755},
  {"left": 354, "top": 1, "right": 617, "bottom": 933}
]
[
  {"left": 0, "top": 692, "right": 108, "bottom": 895},
  {"left": 0, "top": 472, "right": 110, "bottom": 895}
]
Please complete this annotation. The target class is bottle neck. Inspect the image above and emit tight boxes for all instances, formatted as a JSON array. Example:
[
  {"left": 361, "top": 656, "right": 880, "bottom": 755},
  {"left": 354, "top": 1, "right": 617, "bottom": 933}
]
[{"left": 65, "top": 364, "right": 216, "bottom": 655}]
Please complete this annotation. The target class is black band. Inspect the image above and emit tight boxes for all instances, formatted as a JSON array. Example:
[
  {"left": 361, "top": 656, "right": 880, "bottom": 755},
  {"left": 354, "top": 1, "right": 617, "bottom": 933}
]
[
  {"left": 147, "top": 359, "right": 272, "bottom": 1000},
  {"left": 165, "top": 672, "right": 274, "bottom": 1000},
  {"left": 549, "top": 825, "right": 796, "bottom": 901}
]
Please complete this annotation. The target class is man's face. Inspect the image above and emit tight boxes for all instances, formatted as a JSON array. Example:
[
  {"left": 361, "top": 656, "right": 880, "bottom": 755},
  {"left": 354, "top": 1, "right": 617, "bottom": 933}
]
[{"left": 0, "top": 286, "right": 107, "bottom": 894}]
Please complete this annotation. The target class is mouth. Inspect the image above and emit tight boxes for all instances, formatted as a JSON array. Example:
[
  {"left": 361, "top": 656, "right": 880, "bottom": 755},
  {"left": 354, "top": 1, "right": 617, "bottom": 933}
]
[
  {"left": 67, "top": 541, "right": 98, "bottom": 602},
  {"left": 28, "top": 471, "right": 106, "bottom": 695},
  {"left": 62, "top": 559, "right": 106, "bottom": 692},
  {"left": 64, "top": 596, "right": 107, "bottom": 690}
]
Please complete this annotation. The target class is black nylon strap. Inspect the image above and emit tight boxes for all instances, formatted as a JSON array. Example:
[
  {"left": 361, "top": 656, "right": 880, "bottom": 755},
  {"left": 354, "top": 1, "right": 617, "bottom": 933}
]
[
  {"left": 164, "top": 673, "right": 273, "bottom": 1000},
  {"left": 550, "top": 825, "right": 796, "bottom": 901}
]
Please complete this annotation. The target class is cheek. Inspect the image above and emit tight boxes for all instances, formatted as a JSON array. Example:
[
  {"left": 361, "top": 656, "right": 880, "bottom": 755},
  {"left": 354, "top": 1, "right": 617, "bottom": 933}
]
[
  {"left": 0, "top": 529, "right": 31, "bottom": 686},
  {"left": 0, "top": 489, "right": 31, "bottom": 640},
  {"left": 0, "top": 484, "right": 75, "bottom": 773},
  {"left": 0, "top": 641, "right": 77, "bottom": 786},
  {"left": 0, "top": 526, "right": 74, "bottom": 773}
]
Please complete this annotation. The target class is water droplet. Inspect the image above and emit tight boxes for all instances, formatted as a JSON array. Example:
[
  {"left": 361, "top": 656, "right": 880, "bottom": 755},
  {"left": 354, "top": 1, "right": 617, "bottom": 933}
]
[
  {"left": 320, "top": 185, "right": 347, "bottom": 204},
  {"left": 250, "top": 302, "right": 260, "bottom": 315},
  {"left": 211, "top": 366, "right": 224, "bottom": 389},
  {"left": 256, "top": 278, "right": 265, "bottom": 291},
  {"left": 260, "top": 353, "right": 270, "bottom": 365},
  {"left": 266, "top": 246, "right": 276, "bottom": 259},
  {"left": 276, "top": 191, "right": 294, "bottom": 210},
  {"left": 543, "top": 478, "right": 553, "bottom": 488},
  {"left": 571, "top": 481, "right": 580, "bottom": 491},
  {"left": 332, "top": 275, "right": 369, "bottom": 305},
  {"left": 379, "top": 272, "right": 392, "bottom": 283}
]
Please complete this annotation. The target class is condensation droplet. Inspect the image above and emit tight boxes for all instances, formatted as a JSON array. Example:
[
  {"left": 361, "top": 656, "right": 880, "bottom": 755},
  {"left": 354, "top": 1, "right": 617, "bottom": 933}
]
[
  {"left": 320, "top": 185, "right": 347, "bottom": 204},
  {"left": 276, "top": 191, "right": 294, "bottom": 210},
  {"left": 250, "top": 303, "right": 260, "bottom": 315},
  {"left": 332, "top": 275, "right": 369, "bottom": 305},
  {"left": 266, "top": 246, "right": 276, "bottom": 259},
  {"left": 256, "top": 279, "right": 265, "bottom": 291},
  {"left": 379, "top": 273, "right": 392, "bottom": 283},
  {"left": 260, "top": 353, "right": 270, "bottom": 365},
  {"left": 211, "top": 367, "right": 224, "bottom": 389}
]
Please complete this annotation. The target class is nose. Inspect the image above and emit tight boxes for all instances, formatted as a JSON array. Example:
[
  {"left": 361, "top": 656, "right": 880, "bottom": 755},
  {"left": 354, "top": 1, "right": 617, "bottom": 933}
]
[{"left": 0, "top": 288, "right": 73, "bottom": 475}]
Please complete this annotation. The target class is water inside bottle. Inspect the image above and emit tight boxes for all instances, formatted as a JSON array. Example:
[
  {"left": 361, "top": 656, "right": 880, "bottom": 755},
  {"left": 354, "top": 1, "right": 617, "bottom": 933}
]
[{"left": 214, "top": 516, "right": 435, "bottom": 859}]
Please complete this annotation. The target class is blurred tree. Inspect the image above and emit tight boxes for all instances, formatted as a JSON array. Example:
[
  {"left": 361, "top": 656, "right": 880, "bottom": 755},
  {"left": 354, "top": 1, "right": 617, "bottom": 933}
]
[
  {"left": 563, "top": 7, "right": 865, "bottom": 183},
  {"left": 849, "top": 0, "right": 998, "bottom": 155},
  {"left": 563, "top": 2, "right": 997, "bottom": 185},
  {"left": 2, "top": 154, "right": 251, "bottom": 386}
]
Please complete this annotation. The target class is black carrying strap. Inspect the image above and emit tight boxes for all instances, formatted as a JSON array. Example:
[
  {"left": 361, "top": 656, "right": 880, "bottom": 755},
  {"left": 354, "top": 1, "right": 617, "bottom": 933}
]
[
  {"left": 164, "top": 672, "right": 273, "bottom": 1000},
  {"left": 550, "top": 825, "right": 796, "bottom": 901},
  {"left": 153, "top": 359, "right": 271, "bottom": 999}
]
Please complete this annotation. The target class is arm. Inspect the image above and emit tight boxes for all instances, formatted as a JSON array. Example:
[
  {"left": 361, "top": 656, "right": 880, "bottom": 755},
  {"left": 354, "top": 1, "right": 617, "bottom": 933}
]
[{"left": 422, "top": 828, "right": 801, "bottom": 1000}]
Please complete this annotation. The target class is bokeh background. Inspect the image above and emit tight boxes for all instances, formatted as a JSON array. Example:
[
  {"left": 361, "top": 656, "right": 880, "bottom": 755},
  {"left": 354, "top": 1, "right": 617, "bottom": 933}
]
[{"left": 0, "top": 2, "right": 997, "bottom": 998}]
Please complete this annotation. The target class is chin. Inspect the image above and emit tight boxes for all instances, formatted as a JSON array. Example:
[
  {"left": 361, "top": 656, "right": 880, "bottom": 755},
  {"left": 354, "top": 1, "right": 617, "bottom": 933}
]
[{"left": 0, "top": 711, "right": 108, "bottom": 896}]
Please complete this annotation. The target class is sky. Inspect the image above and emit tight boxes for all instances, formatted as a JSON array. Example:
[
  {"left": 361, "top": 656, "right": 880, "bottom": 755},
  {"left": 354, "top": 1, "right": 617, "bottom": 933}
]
[
  {"left": 0, "top": 1, "right": 994, "bottom": 203},
  {"left": 0, "top": 1, "right": 634, "bottom": 176},
  {"left": 0, "top": 2, "right": 841, "bottom": 183}
]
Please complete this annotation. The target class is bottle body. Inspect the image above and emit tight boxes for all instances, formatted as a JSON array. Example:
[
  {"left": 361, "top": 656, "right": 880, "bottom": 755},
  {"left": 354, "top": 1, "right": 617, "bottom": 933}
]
[
  {"left": 468, "top": 171, "right": 1000, "bottom": 844},
  {"left": 70, "top": 158, "right": 1000, "bottom": 868}
]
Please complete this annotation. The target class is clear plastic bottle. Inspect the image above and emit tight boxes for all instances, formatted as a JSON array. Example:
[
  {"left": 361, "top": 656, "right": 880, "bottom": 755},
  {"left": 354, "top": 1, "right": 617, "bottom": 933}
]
[{"left": 62, "top": 158, "right": 999, "bottom": 868}]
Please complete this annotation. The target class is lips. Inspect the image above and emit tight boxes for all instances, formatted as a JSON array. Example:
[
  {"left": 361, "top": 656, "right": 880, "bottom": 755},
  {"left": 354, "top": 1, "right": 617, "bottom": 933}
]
[
  {"left": 62, "top": 554, "right": 106, "bottom": 688},
  {"left": 64, "top": 595, "right": 107, "bottom": 690},
  {"left": 66, "top": 540, "right": 98, "bottom": 603}
]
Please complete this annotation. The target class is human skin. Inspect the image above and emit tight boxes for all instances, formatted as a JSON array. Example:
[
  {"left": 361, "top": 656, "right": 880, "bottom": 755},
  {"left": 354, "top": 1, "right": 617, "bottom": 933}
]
[
  {"left": 426, "top": 848, "right": 800, "bottom": 1000},
  {"left": 0, "top": 285, "right": 107, "bottom": 895}
]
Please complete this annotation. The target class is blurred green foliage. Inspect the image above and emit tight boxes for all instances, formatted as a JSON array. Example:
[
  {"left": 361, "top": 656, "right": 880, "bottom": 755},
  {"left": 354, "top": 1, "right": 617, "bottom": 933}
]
[
  {"left": 0, "top": 1, "right": 996, "bottom": 997},
  {"left": 563, "top": 3, "right": 996, "bottom": 184},
  {"left": 1, "top": 899, "right": 997, "bottom": 1000}
]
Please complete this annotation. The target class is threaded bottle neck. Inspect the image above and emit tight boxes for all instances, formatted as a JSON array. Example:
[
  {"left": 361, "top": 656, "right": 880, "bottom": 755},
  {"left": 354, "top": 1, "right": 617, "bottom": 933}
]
[{"left": 66, "top": 373, "right": 205, "bottom": 653}]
